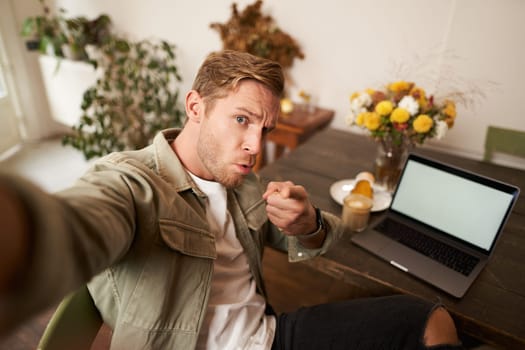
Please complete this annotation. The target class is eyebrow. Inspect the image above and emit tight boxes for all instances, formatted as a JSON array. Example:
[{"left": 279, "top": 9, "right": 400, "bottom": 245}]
[
  {"left": 236, "top": 107, "right": 277, "bottom": 130},
  {"left": 236, "top": 107, "right": 260, "bottom": 119}
]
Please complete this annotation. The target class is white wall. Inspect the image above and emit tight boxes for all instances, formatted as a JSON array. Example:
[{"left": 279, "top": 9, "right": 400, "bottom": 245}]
[
  {"left": 7, "top": 0, "right": 525, "bottom": 167},
  {"left": 2, "top": 0, "right": 68, "bottom": 141}
]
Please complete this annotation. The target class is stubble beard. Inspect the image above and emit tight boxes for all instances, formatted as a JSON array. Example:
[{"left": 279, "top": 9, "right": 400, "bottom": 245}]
[{"left": 197, "top": 131, "right": 245, "bottom": 189}]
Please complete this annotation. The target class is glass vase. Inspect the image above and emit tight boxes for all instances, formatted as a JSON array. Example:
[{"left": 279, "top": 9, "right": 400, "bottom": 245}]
[{"left": 374, "top": 138, "right": 410, "bottom": 192}]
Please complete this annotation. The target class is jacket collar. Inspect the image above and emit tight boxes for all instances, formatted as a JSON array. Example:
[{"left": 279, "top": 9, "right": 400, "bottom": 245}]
[{"left": 153, "top": 128, "right": 206, "bottom": 198}]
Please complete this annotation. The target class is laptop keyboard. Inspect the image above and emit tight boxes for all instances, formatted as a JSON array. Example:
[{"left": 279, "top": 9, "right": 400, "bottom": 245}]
[{"left": 375, "top": 218, "right": 480, "bottom": 276}]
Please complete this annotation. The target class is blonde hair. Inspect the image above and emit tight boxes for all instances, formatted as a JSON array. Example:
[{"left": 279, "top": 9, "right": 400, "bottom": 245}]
[{"left": 192, "top": 50, "right": 284, "bottom": 111}]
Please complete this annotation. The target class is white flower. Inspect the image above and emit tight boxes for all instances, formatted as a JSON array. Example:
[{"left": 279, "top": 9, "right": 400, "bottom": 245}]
[
  {"left": 345, "top": 112, "right": 356, "bottom": 126},
  {"left": 434, "top": 120, "right": 448, "bottom": 139},
  {"left": 398, "top": 95, "right": 419, "bottom": 116},
  {"left": 350, "top": 92, "right": 372, "bottom": 114}
]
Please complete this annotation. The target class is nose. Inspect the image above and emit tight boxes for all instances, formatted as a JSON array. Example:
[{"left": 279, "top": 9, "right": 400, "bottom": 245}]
[{"left": 243, "top": 130, "right": 263, "bottom": 155}]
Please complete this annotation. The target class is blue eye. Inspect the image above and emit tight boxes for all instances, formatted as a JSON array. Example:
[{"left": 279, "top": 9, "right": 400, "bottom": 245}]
[{"left": 236, "top": 116, "right": 247, "bottom": 124}]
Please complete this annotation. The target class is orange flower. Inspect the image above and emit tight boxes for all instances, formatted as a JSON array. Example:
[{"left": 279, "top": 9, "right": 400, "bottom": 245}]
[
  {"left": 443, "top": 100, "right": 456, "bottom": 118},
  {"left": 388, "top": 81, "right": 413, "bottom": 93},
  {"left": 445, "top": 116, "right": 455, "bottom": 128},
  {"left": 346, "top": 80, "right": 466, "bottom": 146},
  {"left": 410, "top": 87, "right": 428, "bottom": 109}
]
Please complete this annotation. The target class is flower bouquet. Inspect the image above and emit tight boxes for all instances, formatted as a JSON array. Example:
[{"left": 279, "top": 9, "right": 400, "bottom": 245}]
[
  {"left": 346, "top": 80, "right": 458, "bottom": 191},
  {"left": 347, "top": 80, "right": 457, "bottom": 145}
]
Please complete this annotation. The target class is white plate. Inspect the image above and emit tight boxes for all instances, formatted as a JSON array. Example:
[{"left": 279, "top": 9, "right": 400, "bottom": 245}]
[{"left": 329, "top": 179, "right": 392, "bottom": 212}]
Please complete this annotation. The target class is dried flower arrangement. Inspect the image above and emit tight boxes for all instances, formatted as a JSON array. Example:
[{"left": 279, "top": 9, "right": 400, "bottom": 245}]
[{"left": 210, "top": 0, "right": 304, "bottom": 70}]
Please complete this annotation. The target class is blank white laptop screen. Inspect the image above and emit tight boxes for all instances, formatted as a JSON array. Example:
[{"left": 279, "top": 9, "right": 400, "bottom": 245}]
[{"left": 391, "top": 160, "right": 515, "bottom": 251}]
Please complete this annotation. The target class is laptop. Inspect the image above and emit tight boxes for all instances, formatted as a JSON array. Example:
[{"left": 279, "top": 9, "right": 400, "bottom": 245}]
[{"left": 351, "top": 153, "right": 520, "bottom": 298}]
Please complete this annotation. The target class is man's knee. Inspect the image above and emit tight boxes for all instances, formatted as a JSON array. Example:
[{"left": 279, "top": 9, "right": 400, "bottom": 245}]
[{"left": 423, "top": 307, "right": 461, "bottom": 347}]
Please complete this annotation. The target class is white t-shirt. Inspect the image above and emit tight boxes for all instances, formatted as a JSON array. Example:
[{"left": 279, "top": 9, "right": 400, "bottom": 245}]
[{"left": 190, "top": 173, "right": 275, "bottom": 350}]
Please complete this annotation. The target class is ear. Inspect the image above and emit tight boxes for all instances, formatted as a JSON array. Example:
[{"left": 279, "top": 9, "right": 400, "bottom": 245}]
[{"left": 185, "top": 90, "right": 203, "bottom": 123}]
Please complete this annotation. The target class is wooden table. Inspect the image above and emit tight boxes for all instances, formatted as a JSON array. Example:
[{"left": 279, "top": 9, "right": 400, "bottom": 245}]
[
  {"left": 259, "top": 128, "right": 525, "bottom": 349},
  {"left": 254, "top": 104, "right": 334, "bottom": 172}
]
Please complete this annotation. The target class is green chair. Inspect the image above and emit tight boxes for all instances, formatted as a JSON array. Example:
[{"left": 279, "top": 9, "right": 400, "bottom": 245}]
[
  {"left": 483, "top": 126, "right": 525, "bottom": 162},
  {"left": 38, "top": 285, "right": 104, "bottom": 350}
]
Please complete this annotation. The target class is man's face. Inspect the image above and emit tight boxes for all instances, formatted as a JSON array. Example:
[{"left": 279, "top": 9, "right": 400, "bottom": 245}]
[{"left": 197, "top": 80, "right": 280, "bottom": 188}]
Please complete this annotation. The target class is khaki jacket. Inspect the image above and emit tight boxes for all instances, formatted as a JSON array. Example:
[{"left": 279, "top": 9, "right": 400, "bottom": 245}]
[{"left": 4, "top": 129, "right": 344, "bottom": 349}]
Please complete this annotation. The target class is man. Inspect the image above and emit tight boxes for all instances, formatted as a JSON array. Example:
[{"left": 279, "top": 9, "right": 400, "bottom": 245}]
[{"left": 0, "top": 50, "right": 463, "bottom": 349}]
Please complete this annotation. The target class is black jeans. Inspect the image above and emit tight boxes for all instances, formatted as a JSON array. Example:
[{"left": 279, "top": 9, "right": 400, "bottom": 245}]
[{"left": 272, "top": 295, "right": 464, "bottom": 350}]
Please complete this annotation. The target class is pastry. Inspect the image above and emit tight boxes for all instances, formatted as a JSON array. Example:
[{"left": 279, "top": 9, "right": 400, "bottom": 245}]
[
  {"left": 355, "top": 171, "right": 375, "bottom": 186},
  {"left": 351, "top": 179, "right": 373, "bottom": 199}
]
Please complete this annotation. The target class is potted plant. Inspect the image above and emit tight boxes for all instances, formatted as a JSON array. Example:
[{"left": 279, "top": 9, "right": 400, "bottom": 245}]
[
  {"left": 21, "top": 0, "right": 114, "bottom": 127},
  {"left": 62, "top": 37, "right": 186, "bottom": 159},
  {"left": 21, "top": 0, "right": 111, "bottom": 63},
  {"left": 210, "top": 0, "right": 304, "bottom": 70},
  {"left": 21, "top": 1, "right": 186, "bottom": 159},
  {"left": 58, "top": 13, "right": 112, "bottom": 62},
  {"left": 211, "top": 0, "right": 304, "bottom": 109}
]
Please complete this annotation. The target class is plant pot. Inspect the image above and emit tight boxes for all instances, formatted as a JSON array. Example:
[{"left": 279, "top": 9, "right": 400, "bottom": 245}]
[{"left": 38, "top": 55, "right": 98, "bottom": 126}]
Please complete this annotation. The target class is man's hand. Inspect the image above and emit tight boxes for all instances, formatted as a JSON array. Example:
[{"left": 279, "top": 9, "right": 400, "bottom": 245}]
[
  {"left": 0, "top": 184, "right": 30, "bottom": 294},
  {"left": 262, "top": 181, "right": 318, "bottom": 236}
]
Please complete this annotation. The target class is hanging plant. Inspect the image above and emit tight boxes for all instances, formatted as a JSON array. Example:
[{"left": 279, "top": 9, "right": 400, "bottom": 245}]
[{"left": 20, "top": 0, "right": 111, "bottom": 63}]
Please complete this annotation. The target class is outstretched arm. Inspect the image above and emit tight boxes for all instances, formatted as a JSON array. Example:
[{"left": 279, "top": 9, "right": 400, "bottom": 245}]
[
  {"left": 0, "top": 167, "right": 137, "bottom": 335},
  {"left": 0, "top": 183, "right": 31, "bottom": 294}
]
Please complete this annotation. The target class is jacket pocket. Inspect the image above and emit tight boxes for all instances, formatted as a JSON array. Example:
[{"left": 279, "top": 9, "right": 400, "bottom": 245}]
[{"left": 159, "top": 218, "right": 216, "bottom": 259}]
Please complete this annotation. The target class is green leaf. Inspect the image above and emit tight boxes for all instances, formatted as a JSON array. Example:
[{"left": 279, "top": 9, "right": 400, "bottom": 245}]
[{"left": 21, "top": 18, "right": 36, "bottom": 36}]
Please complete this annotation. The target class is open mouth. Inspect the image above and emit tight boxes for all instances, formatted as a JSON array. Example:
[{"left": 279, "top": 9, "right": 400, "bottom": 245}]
[{"left": 237, "top": 163, "right": 252, "bottom": 174}]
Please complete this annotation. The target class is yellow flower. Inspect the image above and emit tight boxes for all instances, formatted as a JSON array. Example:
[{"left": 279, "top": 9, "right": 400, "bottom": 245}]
[
  {"left": 375, "top": 100, "right": 393, "bottom": 116},
  {"left": 364, "top": 112, "right": 381, "bottom": 131},
  {"left": 390, "top": 108, "right": 410, "bottom": 123},
  {"left": 388, "top": 81, "right": 412, "bottom": 93},
  {"left": 413, "top": 114, "right": 433, "bottom": 133},
  {"left": 443, "top": 100, "right": 456, "bottom": 118},
  {"left": 355, "top": 112, "right": 366, "bottom": 126},
  {"left": 348, "top": 81, "right": 464, "bottom": 145},
  {"left": 299, "top": 89, "right": 311, "bottom": 103}
]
